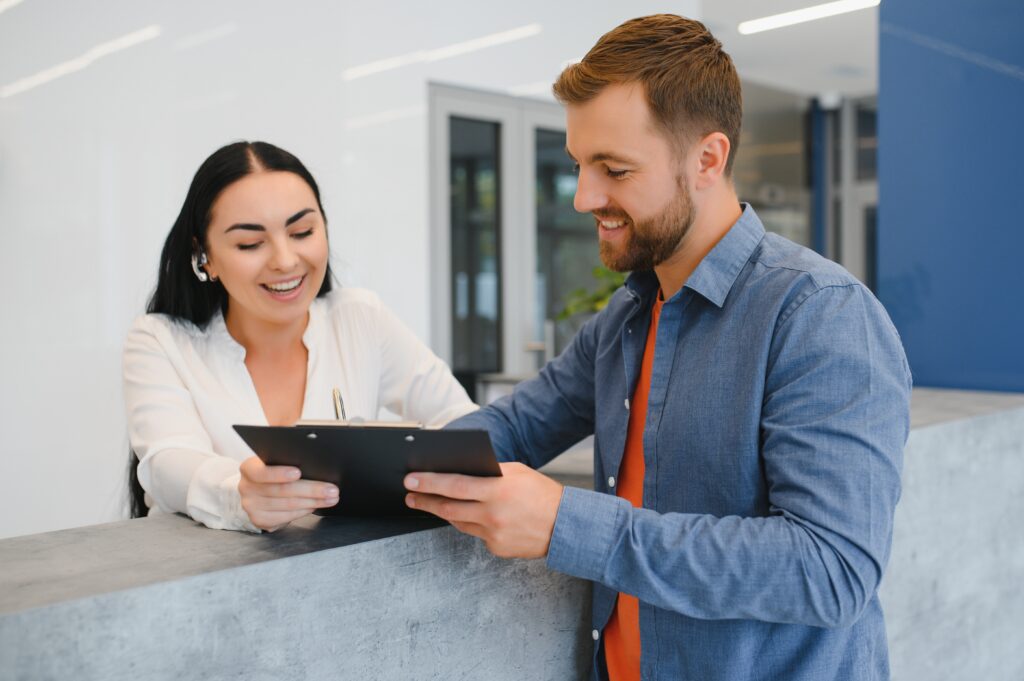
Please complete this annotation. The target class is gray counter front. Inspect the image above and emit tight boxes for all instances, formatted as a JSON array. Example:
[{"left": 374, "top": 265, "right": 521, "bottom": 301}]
[{"left": 0, "top": 514, "right": 591, "bottom": 680}]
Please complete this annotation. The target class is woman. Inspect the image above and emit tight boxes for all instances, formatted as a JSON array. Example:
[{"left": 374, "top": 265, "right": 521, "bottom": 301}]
[{"left": 124, "top": 141, "right": 476, "bottom": 532}]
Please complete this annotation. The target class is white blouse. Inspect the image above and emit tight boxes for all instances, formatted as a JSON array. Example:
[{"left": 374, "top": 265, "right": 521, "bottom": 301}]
[{"left": 123, "top": 288, "right": 477, "bottom": 532}]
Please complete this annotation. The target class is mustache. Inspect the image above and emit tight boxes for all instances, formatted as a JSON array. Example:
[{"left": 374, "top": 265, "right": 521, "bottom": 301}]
[{"left": 592, "top": 209, "right": 631, "bottom": 222}]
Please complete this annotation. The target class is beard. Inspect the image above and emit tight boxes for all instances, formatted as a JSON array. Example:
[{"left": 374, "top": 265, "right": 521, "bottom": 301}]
[{"left": 596, "top": 177, "right": 696, "bottom": 273}]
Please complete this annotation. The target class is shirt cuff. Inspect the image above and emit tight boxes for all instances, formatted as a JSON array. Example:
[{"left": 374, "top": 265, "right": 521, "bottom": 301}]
[
  {"left": 546, "top": 485, "right": 628, "bottom": 582},
  {"left": 186, "top": 458, "right": 261, "bottom": 533}
]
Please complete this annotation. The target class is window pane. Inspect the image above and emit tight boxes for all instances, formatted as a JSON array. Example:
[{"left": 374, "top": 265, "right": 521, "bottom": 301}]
[
  {"left": 856, "top": 101, "right": 878, "bottom": 181},
  {"left": 450, "top": 116, "right": 501, "bottom": 373},
  {"left": 535, "top": 128, "right": 600, "bottom": 356}
]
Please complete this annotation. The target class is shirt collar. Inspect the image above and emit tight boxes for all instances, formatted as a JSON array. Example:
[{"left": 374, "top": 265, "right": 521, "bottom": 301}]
[
  {"left": 625, "top": 203, "right": 765, "bottom": 309},
  {"left": 302, "top": 296, "right": 325, "bottom": 360},
  {"left": 683, "top": 203, "right": 765, "bottom": 308}
]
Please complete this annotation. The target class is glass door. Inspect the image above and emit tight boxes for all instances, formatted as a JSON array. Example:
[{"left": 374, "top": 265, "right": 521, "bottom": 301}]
[
  {"left": 429, "top": 83, "right": 602, "bottom": 399},
  {"left": 448, "top": 116, "right": 503, "bottom": 376}
]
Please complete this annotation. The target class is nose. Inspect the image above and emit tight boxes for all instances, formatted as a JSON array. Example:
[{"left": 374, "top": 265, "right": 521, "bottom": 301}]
[
  {"left": 573, "top": 169, "right": 607, "bottom": 214},
  {"left": 268, "top": 235, "right": 300, "bottom": 272}
]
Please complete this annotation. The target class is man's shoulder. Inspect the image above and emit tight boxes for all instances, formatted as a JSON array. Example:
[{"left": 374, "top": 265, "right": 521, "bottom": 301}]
[
  {"left": 752, "top": 232, "right": 860, "bottom": 292},
  {"left": 742, "top": 233, "right": 870, "bottom": 319}
]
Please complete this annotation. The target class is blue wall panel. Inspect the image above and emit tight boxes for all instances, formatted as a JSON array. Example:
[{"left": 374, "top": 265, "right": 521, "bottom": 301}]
[{"left": 878, "top": 0, "right": 1024, "bottom": 391}]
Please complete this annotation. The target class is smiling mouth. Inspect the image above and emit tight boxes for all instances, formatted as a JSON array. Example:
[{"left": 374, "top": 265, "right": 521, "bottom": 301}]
[
  {"left": 594, "top": 211, "right": 631, "bottom": 230},
  {"left": 261, "top": 275, "right": 304, "bottom": 293}
]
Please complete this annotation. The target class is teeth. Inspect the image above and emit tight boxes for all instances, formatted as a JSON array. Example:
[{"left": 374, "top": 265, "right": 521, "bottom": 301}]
[
  {"left": 265, "top": 277, "right": 302, "bottom": 292},
  {"left": 601, "top": 220, "right": 625, "bottom": 229}
]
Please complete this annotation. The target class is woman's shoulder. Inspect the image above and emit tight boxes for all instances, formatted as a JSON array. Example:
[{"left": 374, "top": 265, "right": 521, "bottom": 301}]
[
  {"left": 317, "top": 287, "right": 391, "bottom": 321},
  {"left": 125, "top": 312, "right": 216, "bottom": 351}
]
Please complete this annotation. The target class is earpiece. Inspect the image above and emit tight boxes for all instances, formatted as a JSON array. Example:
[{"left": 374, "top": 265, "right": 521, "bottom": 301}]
[{"left": 191, "top": 251, "right": 210, "bottom": 282}]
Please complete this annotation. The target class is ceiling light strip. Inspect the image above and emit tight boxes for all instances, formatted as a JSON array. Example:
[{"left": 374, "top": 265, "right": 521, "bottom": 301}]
[
  {"left": 0, "top": 0, "right": 25, "bottom": 17},
  {"left": 343, "top": 23, "right": 542, "bottom": 81},
  {"left": 1, "top": 25, "right": 161, "bottom": 98},
  {"left": 345, "top": 105, "right": 426, "bottom": 130},
  {"left": 738, "top": 0, "right": 879, "bottom": 35},
  {"left": 173, "top": 23, "right": 238, "bottom": 52}
]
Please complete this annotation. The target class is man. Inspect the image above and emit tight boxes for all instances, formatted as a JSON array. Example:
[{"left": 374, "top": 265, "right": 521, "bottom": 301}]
[{"left": 404, "top": 14, "right": 911, "bottom": 681}]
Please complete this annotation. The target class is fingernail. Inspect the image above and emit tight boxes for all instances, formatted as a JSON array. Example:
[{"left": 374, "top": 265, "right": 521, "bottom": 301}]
[
  {"left": 324, "top": 485, "right": 339, "bottom": 498},
  {"left": 405, "top": 494, "right": 416, "bottom": 508},
  {"left": 288, "top": 469, "right": 301, "bottom": 480},
  {"left": 404, "top": 475, "right": 419, "bottom": 490}
]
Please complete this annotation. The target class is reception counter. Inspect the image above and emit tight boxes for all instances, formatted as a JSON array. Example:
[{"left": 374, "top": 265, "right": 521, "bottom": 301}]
[{"left": 1, "top": 387, "right": 1022, "bottom": 680}]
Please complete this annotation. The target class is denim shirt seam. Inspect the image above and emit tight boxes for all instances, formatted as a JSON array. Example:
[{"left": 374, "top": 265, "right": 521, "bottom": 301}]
[{"left": 775, "top": 282, "right": 862, "bottom": 330}]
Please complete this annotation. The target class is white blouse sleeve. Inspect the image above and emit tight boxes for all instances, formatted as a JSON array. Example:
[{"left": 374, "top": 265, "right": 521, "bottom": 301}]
[
  {"left": 370, "top": 298, "right": 478, "bottom": 427},
  {"left": 122, "top": 317, "right": 258, "bottom": 532}
]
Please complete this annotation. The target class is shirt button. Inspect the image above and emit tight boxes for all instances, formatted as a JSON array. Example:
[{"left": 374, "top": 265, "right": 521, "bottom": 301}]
[
  {"left": 624, "top": 398, "right": 630, "bottom": 410},
  {"left": 592, "top": 629, "right": 600, "bottom": 641},
  {"left": 608, "top": 476, "right": 616, "bottom": 488}
]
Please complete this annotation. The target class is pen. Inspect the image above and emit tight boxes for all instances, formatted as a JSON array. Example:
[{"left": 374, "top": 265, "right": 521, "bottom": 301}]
[{"left": 332, "top": 388, "right": 347, "bottom": 421}]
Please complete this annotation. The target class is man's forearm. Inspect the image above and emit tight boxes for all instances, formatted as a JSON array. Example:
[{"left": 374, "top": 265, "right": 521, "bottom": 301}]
[{"left": 547, "top": 485, "right": 889, "bottom": 629}]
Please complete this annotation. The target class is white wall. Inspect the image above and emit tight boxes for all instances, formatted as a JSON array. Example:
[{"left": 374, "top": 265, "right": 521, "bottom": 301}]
[{"left": 0, "top": 0, "right": 698, "bottom": 538}]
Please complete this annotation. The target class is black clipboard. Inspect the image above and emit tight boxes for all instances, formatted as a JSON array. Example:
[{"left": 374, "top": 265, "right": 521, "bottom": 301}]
[{"left": 233, "top": 424, "right": 502, "bottom": 517}]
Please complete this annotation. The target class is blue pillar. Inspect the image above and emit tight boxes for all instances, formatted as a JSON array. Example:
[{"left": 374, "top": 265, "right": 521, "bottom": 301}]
[{"left": 877, "top": 0, "right": 1024, "bottom": 391}]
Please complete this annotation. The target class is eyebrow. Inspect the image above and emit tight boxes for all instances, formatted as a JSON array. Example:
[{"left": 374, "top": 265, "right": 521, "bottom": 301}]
[
  {"left": 225, "top": 208, "right": 316, "bottom": 233},
  {"left": 564, "top": 146, "right": 638, "bottom": 166}
]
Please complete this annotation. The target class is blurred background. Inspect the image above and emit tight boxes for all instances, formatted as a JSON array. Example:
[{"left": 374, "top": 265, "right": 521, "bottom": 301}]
[{"left": 0, "top": 0, "right": 1020, "bottom": 546}]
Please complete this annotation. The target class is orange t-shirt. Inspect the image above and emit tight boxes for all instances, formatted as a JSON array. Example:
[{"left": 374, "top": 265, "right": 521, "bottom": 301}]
[{"left": 604, "top": 296, "right": 664, "bottom": 681}]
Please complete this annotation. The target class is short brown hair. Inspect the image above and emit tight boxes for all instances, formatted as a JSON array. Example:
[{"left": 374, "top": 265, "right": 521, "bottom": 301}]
[{"left": 553, "top": 14, "right": 742, "bottom": 174}]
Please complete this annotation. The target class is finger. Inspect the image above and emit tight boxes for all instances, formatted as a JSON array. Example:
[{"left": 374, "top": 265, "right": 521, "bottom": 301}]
[
  {"left": 403, "top": 472, "right": 494, "bottom": 501},
  {"left": 253, "top": 480, "right": 339, "bottom": 499},
  {"left": 405, "top": 492, "right": 481, "bottom": 523},
  {"left": 248, "top": 495, "right": 337, "bottom": 512},
  {"left": 498, "top": 461, "right": 528, "bottom": 474},
  {"left": 241, "top": 459, "right": 302, "bottom": 484},
  {"left": 248, "top": 508, "right": 313, "bottom": 532}
]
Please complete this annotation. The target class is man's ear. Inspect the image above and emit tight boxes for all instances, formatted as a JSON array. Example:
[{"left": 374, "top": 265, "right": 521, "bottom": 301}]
[{"left": 693, "top": 132, "right": 731, "bottom": 190}]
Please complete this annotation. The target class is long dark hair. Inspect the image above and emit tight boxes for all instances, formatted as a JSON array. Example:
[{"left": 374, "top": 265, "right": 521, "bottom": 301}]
[{"left": 129, "top": 141, "right": 334, "bottom": 518}]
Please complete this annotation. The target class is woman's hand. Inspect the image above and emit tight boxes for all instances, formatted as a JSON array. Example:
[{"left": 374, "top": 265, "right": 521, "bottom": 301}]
[{"left": 238, "top": 456, "right": 339, "bottom": 532}]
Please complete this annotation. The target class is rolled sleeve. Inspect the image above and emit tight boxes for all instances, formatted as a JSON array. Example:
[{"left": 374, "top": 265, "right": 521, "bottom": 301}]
[{"left": 546, "top": 486, "right": 629, "bottom": 582}]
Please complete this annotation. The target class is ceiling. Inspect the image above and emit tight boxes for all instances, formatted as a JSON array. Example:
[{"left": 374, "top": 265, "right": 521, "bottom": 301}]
[{"left": 699, "top": 0, "right": 878, "bottom": 100}]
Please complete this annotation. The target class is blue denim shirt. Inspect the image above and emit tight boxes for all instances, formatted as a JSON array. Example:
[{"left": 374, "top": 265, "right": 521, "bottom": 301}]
[{"left": 449, "top": 205, "right": 911, "bottom": 681}]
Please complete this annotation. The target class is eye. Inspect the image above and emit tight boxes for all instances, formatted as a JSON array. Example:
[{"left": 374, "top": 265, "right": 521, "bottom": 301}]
[
  {"left": 606, "top": 168, "right": 629, "bottom": 179},
  {"left": 237, "top": 242, "right": 262, "bottom": 251},
  {"left": 291, "top": 228, "right": 315, "bottom": 239}
]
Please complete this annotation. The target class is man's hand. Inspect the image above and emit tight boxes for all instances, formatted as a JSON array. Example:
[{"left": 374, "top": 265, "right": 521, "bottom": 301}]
[
  {"left": 238, "top": 456, "right": 339, "bottom": 532},
  {"left": 403, "top": 462, "right": 564, "bottom": 559}
]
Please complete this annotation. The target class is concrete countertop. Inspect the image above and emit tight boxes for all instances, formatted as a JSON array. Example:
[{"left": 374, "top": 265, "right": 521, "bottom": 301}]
[
  {"left": 0, "top": 513, "right": 444, "bottom": 616},
  {"left": 2, "top": 387, "right": 1021, "bottom": 618}
]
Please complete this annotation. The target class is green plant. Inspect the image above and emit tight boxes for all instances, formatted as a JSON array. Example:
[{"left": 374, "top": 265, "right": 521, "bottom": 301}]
[{"left": 558, "top": 267, "right": 627, "bottom": 320}]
